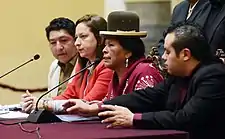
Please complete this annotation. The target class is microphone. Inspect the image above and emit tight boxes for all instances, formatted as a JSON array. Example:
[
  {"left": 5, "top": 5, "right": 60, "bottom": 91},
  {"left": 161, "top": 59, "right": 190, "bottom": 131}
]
[
  {"left": 27, "top": 58, "right": 101, "bottom": 123},
  {"left": 0, "top": 54, "right": 40, "bottom": 79}
]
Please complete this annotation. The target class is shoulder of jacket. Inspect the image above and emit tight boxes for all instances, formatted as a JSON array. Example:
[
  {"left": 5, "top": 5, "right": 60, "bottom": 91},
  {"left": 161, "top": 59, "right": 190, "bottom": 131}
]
[
  {"left": 50, "top": 59, "right": 59, "bottom": 67},
  {"left": 195, "top": 63, "right": 225, "bottom": 79},
  {"left": 136, "top": 62, "right": 153, "bottom": 68},
  {"left": 173, "top": 1, "right": 188, "bottom": 12},
  {"left": 94, "top": 60, "right": 112, "bottom": 74},
  {"left": 136, "top": 62, "right": 158, "bottom": 72},
  {"left": 95, "top": 60, "right": 106, "bottom": 70},
  {"left": 176, "top": 1, "right": 188, "bottom": 7},
  {"left": 49, "top": 59, "right": 60, "bottom": 74}
]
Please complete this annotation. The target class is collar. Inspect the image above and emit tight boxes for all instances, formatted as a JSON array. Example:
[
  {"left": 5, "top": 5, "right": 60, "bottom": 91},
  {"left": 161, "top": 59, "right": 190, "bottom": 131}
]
[
  {"left": 86, "top": 60, "right": 96, "bottom": 75},
  {"left": 57, "top": 54, "right": 78, "bottom": 69},
  {"left": 177, "top": 62, "right": 201, "bottom": 83},
  {"left": 188, "top": 62, "right": 201, "bottom": 78},
  {"left": 189, "top": 1, "right": 199, "bottom": 12}
]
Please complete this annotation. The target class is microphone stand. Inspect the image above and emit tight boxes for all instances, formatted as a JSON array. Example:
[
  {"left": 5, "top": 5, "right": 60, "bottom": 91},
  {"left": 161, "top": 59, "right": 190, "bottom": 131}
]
[
  {"left": 27, "top": 59, "right": 100, "bottom": 123},
  {"left": 0, "top": 54, "right": 40, "bottom": 79}
]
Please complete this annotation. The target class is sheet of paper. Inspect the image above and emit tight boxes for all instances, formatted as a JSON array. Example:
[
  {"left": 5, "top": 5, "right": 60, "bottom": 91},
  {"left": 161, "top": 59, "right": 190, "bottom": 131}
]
[
  {"left": 0, "top": 111, "right": 99, "bottom": 122},
  {"left": 56, "top": 114, "right": 99, "bottom": 122},
  {"left": 0, "top": 104, "right": 22, "bottom": 111},
  {"left": 0, "top": 111, "right": 28, "bottom": 120}
]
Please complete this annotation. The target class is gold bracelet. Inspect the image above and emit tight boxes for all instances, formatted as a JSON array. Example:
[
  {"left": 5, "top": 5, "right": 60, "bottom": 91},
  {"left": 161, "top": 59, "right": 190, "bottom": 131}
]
[{"left": 42, "top": 100, "right": 48, "bottom": 110}]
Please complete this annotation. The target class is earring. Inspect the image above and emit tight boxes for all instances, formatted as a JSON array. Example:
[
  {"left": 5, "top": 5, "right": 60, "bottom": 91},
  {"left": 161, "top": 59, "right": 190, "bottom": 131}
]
[{"left": 125, "top": 58, "right": 129, "bottom": 68}]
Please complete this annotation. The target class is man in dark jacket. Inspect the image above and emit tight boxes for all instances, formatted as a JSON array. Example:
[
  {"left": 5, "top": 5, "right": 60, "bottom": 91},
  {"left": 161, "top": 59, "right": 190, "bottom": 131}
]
[
  {"left": 158, "top": 0, "right": 225, "bottom": 62},
  {"left": 63, "top": 22, "right": 225, "bottom": 139},
  {"left": 157, "top": 0, "right": 207, "bottom": 55},
  {"left": 203, "top": 0, "right": 225, "bottom": 60}
]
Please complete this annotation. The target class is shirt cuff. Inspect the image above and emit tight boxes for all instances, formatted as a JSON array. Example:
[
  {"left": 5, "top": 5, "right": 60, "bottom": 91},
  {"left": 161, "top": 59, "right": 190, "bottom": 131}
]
[
  {"left": 133, "top": 113, "right": 142, "bottom": 120},
  {"left": 133, "top": 113, "right": 143, "bottom": 128}
]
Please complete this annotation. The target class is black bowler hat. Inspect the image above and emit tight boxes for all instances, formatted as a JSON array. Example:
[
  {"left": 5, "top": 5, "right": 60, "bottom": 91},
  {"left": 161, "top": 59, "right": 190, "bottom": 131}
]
[{"left": 100, "top": 11, "right": 147, "bottom": 38}]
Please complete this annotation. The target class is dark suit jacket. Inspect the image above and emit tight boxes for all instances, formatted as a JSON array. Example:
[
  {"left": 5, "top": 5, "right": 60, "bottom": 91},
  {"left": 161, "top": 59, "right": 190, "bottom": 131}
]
[
  {"left": 202, "top": 2, "right": 225, "bottom": 54},
  {"left": 158, "top": 0, "right": 225, "bottom": 56},
  {"left": 104, "top": 60, "right": 225, "bottom": 139},
  {"left": 157, "top": 0, "right": 208, "bottom": 55}
]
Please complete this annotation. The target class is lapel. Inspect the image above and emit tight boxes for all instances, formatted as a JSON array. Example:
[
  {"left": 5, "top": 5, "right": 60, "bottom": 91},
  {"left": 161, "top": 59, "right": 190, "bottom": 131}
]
[
  {"left": 80, "top": 70, "right": 89, "bottom": 98},
  {"left": 181, "top": 63, "right": 203, "bottom": 106},
  {"left": 181, "top": 81, "right": 193, "bottom": 107},
  {"left": 165, "top": 77, "right": 189, "bottom": 109},
  {"left": 49, "top": 61, "right": 60, "bottom": 97},
  {"left": 178, "top": 78, "right": 189, "bottom": 107},
  {"left": 188, "top": 0, "right": 210, "bottom": 24},
  {"left": 174, "top": 1, "right": 189, "bottom": 23},
  {"left": 208, "top": 5, "right": 225, "bottom": 43},
  {"left": 68, "top": 56, "right": 78, "bottom": 83}
]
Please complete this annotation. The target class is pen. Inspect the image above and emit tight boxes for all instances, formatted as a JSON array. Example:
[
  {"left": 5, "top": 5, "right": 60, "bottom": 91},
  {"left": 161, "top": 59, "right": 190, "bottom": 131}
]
[
  {"left": 0, "top": 111, "right": 10, "bottom": 115},
  {"left": 9, "top": 107, "right": 22, "bottom": 111}
]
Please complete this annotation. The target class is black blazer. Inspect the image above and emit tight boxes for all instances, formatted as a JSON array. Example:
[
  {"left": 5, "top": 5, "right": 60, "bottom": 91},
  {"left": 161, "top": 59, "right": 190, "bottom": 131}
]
[
  {"left": 158, "top": 0, "right": 225, "bottom": 56},
  {"left": 104, "top": 60, "right": 225, "bottom": 139},
  {"left": 157, "top": 0, "right": 208, "bottom": 55},
  {"left": 202, "top": 2, "right": 225, "bottom": 54},
  {"left": 171, "top": 0, "right": 208, "bottom": 24}
]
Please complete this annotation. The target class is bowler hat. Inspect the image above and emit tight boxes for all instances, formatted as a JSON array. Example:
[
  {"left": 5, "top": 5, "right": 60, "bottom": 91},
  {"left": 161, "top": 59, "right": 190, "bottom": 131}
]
[{"left": 100, "top": 11, "right": 147, "bottom": 37}]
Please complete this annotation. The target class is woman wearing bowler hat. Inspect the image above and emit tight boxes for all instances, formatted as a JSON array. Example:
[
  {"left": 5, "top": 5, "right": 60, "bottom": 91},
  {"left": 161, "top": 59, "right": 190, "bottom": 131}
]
[
  {"left": 101, "top": 11, "right": 163, "bottom": 100},
  {"left": 62, "top": 11, "right": 163, "bottom": 114}
]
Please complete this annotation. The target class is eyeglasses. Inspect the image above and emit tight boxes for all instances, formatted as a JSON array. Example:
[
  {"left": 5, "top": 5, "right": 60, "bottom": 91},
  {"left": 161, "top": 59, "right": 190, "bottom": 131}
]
[{"left": 18, "top": 123, "right": 42, "bottom": 139}]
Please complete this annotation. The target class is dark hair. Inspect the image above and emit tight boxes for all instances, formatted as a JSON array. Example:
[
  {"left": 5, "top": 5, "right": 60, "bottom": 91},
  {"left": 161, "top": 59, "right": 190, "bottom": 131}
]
[
  {"left": 75, "top": 14, "right": 107, "bottom": 82},
  {"left": 165, "top": 22, "right": 212, "bottom": 62},
  {"left": 105, "top": 36, "right": 145, "bottom": 64},
  {"left": 45, "top": 17, "right": 75, "bottom": 40}
]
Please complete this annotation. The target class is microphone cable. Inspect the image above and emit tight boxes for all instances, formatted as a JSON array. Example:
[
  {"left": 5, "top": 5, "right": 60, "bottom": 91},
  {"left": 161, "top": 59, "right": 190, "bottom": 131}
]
[{"left": 0, "top": 120, "right": 28, "bottom": 125}]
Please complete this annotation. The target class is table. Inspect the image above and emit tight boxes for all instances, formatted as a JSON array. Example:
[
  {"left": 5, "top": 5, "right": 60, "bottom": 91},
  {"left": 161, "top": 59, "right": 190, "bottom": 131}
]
[{"left": 0, "top": 121, "right": 188, "bottom": 139}]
